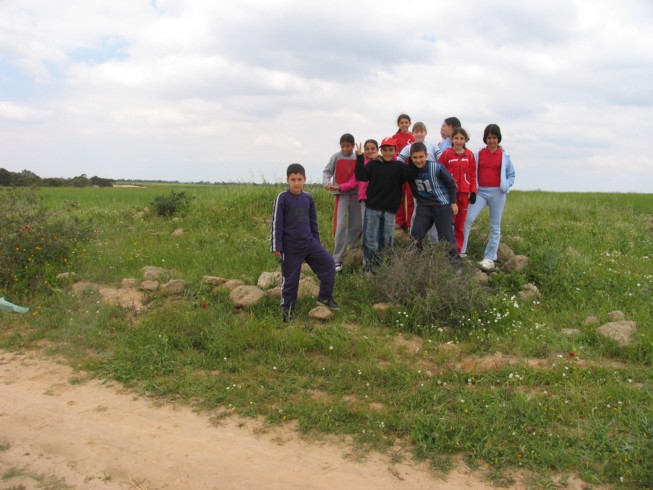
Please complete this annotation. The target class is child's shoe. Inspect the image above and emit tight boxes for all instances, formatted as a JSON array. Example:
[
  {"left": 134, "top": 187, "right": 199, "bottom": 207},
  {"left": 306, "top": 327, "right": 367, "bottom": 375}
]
[
  {"left": 479, "top": 258, "right": 496, "bottom": 271},
  {"left": 317, "top": 297, "right": 340, "bottom": 310},
  {"left": 334, "top": 262, "right": 343, "bottom": 273},
  {"left": 282, "top": 309, "right": 293, "bottom": 323}
]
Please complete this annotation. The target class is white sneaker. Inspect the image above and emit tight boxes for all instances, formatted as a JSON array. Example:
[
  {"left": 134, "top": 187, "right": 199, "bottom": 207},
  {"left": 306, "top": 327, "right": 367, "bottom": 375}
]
[
  {"left": 335, "top": 262, "right": 343, "bottom": 273},
  {"left": 479, "top": 258, "right": 495, "bottom": 271},
  {"left": 459, "top": 253, "right": 467, "bottom": 258}
]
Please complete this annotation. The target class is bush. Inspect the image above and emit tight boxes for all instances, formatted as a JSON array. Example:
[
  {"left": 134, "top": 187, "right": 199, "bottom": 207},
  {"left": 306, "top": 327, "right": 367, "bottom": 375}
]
[
  {"left": 151, "top": 191, "right": 193, "bottom": 217},
  {"left": 0, "top": 188, "right": 91, "bottom": 297},
  {"left": 371, "top": 242, "right": 489, "bottom": 332}
]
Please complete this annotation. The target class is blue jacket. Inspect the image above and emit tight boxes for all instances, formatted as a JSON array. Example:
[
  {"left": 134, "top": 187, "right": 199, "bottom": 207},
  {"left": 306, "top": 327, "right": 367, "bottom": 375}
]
[{"left": 474, "top": 147, "right": 515, "bottom": 194}]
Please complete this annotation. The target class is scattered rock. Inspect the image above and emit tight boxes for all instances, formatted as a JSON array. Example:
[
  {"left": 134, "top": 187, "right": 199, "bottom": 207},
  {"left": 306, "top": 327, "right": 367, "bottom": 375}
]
[
  {"left": 497, "top": 243, "right": 515, "bottom": 262},
  {"left": 308, "top": 306, "right": 334, "bottom": 321},
  {"left": 502, "top": 255, "right": 529, "bottom": 273},
  {"left": 561, "top": 328, "right": 582, "bottom": 336},
  {"left": 71, "top": 281, "right": 99, "bottom": 296},
  {"left": 597, "top": 321, "right": 637, "bottom": 346},
  {"left": 342, "top": 248, "right": 364, "bottom": 269},
  {"left": 583, "top": 316, "right": 600, "bottom": 327},
  {"left": 257, "top": 271, "right": 281, "bottom": 290},
  {"left": 518, "top": 283, "right": 541, "bottom": 301},
  {"left": 161, "top": 279, "right": 186, "bottom": 296},
  {"left": 56, "top": 272, "right": 78, "bottom": 282},
  {"left": 267, "top": 287, "right": 282, "bottom": 298},
  {"left": 298, "top": 277, "right": 320, "bottom": 298},
  {"left": 142, "top": 266, "right": 170, "bottom": 281},
  {"left": 203, "top": 276, "right": 226, "bottom": 285},
  {"left": 220, "top": 279, "right": 245, "bottom": 291},
  {"left": 121, "top": 278, "right": 139, "bottom": 288},
  {"left": 141, "top": 280, "right": 160, "bottom": 291},
  {"left": 97, "top": 286, "right": 147, "bottom": 312},
  {"left": 171, "top": 228, "right": 185, "bottom": 237},
  {"left": 372, "top": 303, "right": 399, "bottom": 321},
  {"left": 229, "top": 285, "right": 266, "bottom": 308},
  {"left": 607, "top": 310, "right": 626, "bottom": 322},
  {"left": 472, "top": 270, "right": 489, "bottom": 285}
]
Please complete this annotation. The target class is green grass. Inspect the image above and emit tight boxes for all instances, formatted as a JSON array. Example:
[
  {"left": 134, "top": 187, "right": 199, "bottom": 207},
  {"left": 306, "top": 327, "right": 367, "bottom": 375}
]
[{"left": 1, "top": 185, "right": 652, "bottom": 488}]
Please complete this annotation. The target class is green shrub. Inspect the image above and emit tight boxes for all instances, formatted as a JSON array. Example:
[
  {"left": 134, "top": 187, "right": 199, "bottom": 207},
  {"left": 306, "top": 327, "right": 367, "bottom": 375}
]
[
  {"left": 0, "top": 188, "right": 91, "bottom": 296},
  {"left": 150, "top": 190, "right": 193, "bottom": 217},
  {"left": 371, "top": 242, "right": 490, "bottom": 332}
]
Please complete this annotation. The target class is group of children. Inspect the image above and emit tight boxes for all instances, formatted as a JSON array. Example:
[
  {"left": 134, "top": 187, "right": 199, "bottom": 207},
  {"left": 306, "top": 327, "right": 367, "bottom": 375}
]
[{"left": 270, "top": 115, "right": 516, "bottom": 322}]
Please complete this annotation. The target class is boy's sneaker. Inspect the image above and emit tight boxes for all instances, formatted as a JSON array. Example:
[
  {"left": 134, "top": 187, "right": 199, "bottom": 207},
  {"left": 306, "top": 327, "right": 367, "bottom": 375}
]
[
  {"left": 459, "top": 253, "right": 467, "bottom": 258},
  {"left": 317, "top": 297, "right": 340, "bottom": 310},
  {"left": 334, "top": 262, "right": 343, "bottom": 273},
  {"left": 479, "top": 258, "right": 496, "bottom": 271},
  {"left": 282, "top": 309, "right": 293, "bottom": 323}
]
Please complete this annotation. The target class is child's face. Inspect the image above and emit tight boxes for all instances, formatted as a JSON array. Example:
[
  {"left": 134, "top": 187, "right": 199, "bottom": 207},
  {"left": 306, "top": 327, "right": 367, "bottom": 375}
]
[
  {"left": 340, "top": 142, "right": 354, "bottom": 156},
  {"left": 441, "top": 122, "right": 453, "bottom": 139},
  {"left": 410, "top": 150, "right": 427, "bottom": 169},
  {"left": 380, "top": 146, "right": 396, "bottom": 161},
  {"left": 364, "top": 142, "right": 378, "bottom": 160},
  {"left": 397, "top": 118, "right": 411, "bottom": 133},
  {"left": 287, "top": 173, "right": 306, "bottom": 194},
  {"left": 452, "top": 133, "right": 466, "bottom": 151},
  {"left": 413, "top": 129, "right": 427, "bottom": 142},
  {"left": 486, "top": 134, "right": 499, "bottom": 151}
]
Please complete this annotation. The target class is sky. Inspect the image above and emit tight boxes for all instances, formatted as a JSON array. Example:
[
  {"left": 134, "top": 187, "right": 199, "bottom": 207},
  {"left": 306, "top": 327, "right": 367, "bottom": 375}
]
[{"left": 1, "top": 0, "right": 652, "bottom": 192}]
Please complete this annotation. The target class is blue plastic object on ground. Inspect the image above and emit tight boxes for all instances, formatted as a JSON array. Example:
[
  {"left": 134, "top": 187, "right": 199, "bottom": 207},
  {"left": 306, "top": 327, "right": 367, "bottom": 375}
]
[{"left": 0, "top": 297, "right": 29, "bottom": 313}]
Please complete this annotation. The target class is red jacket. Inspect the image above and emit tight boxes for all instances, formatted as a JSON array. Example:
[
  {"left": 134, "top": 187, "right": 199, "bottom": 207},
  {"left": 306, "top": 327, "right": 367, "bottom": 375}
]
[
  {"left": 394, "top": 131, "right": 414, "bottom": 155},
  {"left": 438, "top": 147, "right": 477, "bottom": 194}
]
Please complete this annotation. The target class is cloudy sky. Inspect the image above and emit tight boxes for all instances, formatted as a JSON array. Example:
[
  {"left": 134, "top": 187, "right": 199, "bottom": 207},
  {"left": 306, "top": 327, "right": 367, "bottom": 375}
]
[{"left": 1, "top": 0, "right": 651, "bottom": 192}]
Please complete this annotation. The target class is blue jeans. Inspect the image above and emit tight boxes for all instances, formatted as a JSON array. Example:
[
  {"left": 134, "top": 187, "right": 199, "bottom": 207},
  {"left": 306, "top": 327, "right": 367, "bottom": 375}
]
[
  {"left": 363, "top": 208, "right": 396, "bottom": 270},
  {"left": 461, "top": 186, "right": 507, "bottom": 260}
]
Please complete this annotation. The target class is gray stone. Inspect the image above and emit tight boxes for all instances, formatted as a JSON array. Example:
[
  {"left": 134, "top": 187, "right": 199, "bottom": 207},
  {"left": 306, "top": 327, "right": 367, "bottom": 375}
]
[
  {"left": 583, "top": 316, "right": 600, "bottom": 327},
  {"left": 607, "top": 310, "right": 626, "bottom": 322},
  {"left": 561, "top": 328, "right": 582, "bottom": 336},
  {"left": 257, "top": 271, "right": 281, "bottom": 290},
  {"left": 142, "top": 266, "right": 170, "bottom": 281},
  {"left": 121, "top": 278, "right": 139, "bottom": 289},
  {"left": 161, "top": 279, "right": 186, "bottom": 296},
  {"left": 473, "top": 270, "right": 489, "bottom": 285},
  {"left": 229, "top": 285, "right": 266, "bottom": 308},
  {"left": 203, "top": 276, "right": 226, "bottom": 285},
  {"left": 497, "top": 243, "right": 515, "bottom": 262},
  {"left": 141, "top": 280, "right": 159, "bottom": 291},
  {"left": 221, "top": 279, "right": 245, "bottom": 291},
  {"left": 597, "top": 321, "right": 637, "bottom": 346},
  {"left": 309, "top": 305, "right": 335, "bottom": 321},
  {"left": 298, "top": 277, "right": 320, "bottom": 298},
  {"left": 502, "top": 255, "right": 529, "bottom": 273},
  {"left": 518, "top": 283, "right": 541, "bottom": 301},
  {"left": 372, "top": 303, "right": 399, "bottom": 321},
  {"left": 267, "top": 287, "right": 282, "bottom": 298},
  {"left": 171, "top": 228, "right": 185, "bottom": 237}
]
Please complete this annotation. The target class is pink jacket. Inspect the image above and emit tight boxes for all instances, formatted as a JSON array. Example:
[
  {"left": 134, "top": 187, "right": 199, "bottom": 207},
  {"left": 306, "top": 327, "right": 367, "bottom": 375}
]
[{"left": 338, "top": 158, "right": 371, "bottom": 201}]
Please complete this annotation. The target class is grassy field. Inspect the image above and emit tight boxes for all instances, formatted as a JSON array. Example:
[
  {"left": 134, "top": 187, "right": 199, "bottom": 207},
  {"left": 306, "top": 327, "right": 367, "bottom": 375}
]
[{"left": 1, "top": 184, "right": 652, "bottom": 489}]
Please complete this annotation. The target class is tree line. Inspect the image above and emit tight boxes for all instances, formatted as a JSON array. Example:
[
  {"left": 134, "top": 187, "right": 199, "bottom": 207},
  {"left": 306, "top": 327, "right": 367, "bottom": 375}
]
[{"left": 0, "top": 168, "right": 114, "bottom": 187}]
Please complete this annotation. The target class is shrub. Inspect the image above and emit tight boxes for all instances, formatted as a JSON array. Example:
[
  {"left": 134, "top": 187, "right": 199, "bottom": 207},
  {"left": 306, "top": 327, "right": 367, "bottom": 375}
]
[
  {"left": 0, "top": 188, "right": 91, "bottom": 297},
  {"left": 371, "top": 242, "right": 490, "bottom": 332},
  {"left": 151, "top": 191, "right": 193, "bottom": 217}
]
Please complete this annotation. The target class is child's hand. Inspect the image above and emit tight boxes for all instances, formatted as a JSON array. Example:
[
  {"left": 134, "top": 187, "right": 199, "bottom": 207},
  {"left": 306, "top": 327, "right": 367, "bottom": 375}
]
[
  {"left": 355, "top": 143, "right": 363, "bottom": 156},
  {"left": 272, "top": 250, "right": 281, "bottom": 257},
  {"left": 331, "top": 183, "right": 340, "bottom": 191},
  {"left": 451, "top": 203, "right": 459, "bottom": 216}
]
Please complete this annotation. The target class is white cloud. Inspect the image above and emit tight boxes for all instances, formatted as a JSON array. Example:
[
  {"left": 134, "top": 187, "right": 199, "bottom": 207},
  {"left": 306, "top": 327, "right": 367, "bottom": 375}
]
[{"left": 0, "top": 0, "right": 651, "bottom": 191}]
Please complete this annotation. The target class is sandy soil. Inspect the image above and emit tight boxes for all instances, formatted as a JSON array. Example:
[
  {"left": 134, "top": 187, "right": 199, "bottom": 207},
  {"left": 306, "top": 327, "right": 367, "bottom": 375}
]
[{"left": 0, "top": 350, "right": 530, "bottom": 490}]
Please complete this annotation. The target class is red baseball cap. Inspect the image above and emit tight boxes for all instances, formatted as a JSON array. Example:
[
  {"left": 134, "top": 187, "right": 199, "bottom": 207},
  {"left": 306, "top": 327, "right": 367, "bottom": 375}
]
[{"left": 380, "top": 136, "right": 397, "bottom": 147}]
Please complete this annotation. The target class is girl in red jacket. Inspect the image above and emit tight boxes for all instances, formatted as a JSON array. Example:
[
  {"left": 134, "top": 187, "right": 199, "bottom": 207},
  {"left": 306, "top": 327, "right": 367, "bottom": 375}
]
[{"left": 438, "top": 127, "right": 477, "bottom": 254}]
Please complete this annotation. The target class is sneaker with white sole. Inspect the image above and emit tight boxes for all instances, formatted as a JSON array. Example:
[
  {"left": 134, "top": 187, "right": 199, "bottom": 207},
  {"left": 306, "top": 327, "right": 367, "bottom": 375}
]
[
  {"left": 479, "top": 258, "right": 495, "bottom": 271},
  {"left": 334, "top": 262, "right": 343, "bottom": 273}
]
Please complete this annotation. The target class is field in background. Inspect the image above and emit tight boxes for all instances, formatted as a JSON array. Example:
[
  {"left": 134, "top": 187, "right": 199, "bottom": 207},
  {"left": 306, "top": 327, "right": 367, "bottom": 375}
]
[{"left": 1, "top": 184, "right": 652, "bottom": 489}]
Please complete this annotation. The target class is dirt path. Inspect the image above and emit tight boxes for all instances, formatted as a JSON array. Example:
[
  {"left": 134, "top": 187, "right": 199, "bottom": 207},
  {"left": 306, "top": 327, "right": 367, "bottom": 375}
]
[{"left": 0, "top": 350, "right": 523, "bottom": 489}]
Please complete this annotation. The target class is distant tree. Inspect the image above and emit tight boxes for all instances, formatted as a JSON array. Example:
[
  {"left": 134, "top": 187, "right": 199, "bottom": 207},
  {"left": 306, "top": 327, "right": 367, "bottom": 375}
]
[
  {"left": 13, "top": 170, "right": 41, "bottom": 187},
  {"left": 90, "top": 176, "right": 114, "bottom": 187},
  {"left": 41, "top": 177, "right": 66, "bottom": 187},
  {"left": 70, "top": 174, "right": 90, "bottom": 187},
  {"left": 0, "top": 168, "right": 11, "bottom": 186}
]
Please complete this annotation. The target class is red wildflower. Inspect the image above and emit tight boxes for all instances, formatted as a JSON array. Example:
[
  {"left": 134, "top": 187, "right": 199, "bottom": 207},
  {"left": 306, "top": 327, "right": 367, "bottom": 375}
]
[{"left": 569, "top": 352, "right": 576, "bottom": 358}]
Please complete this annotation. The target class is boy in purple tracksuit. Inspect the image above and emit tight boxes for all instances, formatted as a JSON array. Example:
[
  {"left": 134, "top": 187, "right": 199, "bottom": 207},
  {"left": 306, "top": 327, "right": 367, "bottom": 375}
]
[{"left": 271, "top": 164, "right": 339, "bottom": 322}]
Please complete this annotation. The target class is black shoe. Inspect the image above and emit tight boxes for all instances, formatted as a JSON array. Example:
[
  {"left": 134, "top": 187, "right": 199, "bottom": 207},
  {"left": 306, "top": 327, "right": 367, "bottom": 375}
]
[
  {"left": 282, "top": 310, "right": 293, "bottom": 323},
  {"left": 317, "top": 297, "right": 340, "bottom": 310}
]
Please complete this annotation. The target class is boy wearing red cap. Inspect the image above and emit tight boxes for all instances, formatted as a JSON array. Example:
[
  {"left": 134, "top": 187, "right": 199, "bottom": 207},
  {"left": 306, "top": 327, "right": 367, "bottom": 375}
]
[{"left": 355, "top": 137, "right": 417, "bottom": 273}]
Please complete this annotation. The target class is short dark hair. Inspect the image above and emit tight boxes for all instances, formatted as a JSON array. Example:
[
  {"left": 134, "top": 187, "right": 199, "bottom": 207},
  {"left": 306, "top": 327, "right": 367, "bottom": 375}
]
[
  {"left": 482, "top": 124, "right": 502, "bottom": 144},
  {"left": 444, "top": 117, "right": 461, "bottom": 128},
  {"left": 286, "top": 163, "right": 305, "bottom": 177},
  {"left": 339, "top": 133, "right": 355, "bottom": 145},
  {"left": 364, "top": 139, "right": 378, "bottom": 149},
  {"left": 396, "top": 113, "right": 411, "bottom": 124},
  {"left": 452, "top": 127, "right": 469, "bottom": 142},
  {"left": 410, "top": 141, "right": 427, "bottom": 155}
]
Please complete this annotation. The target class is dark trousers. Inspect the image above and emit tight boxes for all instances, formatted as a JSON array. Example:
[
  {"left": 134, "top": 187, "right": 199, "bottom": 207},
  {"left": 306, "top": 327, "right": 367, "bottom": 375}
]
[
  {"left": 410, "top": 203, "right": 456, "bottom": 254},
  {"left": 280, "top": 241, "right": 335, "bottom": 312}
]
